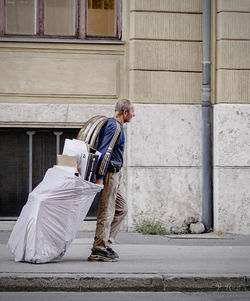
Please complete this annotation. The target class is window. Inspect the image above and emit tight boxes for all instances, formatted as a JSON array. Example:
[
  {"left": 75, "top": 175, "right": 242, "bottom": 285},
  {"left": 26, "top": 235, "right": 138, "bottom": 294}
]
[
  {"left": 0, "top": 128, "right": 99, "bottom": 220},
  {"left": 0, "top": 0, "right": 122, "bottom": 40}
]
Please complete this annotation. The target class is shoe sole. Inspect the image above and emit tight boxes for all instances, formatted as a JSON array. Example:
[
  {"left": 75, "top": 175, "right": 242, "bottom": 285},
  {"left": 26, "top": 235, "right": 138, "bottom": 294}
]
[{"left": 88, "top": 255, "right": 118, "bottom": 262}]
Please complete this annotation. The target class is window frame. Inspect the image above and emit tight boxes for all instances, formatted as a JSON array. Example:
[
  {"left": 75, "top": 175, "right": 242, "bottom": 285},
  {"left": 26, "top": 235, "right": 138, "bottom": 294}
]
[{"left": 0, "top": 0, "right": 122, "bottom": 41}]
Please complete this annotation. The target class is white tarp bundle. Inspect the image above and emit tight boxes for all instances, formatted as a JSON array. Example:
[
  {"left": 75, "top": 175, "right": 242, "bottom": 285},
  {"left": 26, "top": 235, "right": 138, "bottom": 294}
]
[{"left": 8, "top": 165, "right": 102, "bottom": 263}]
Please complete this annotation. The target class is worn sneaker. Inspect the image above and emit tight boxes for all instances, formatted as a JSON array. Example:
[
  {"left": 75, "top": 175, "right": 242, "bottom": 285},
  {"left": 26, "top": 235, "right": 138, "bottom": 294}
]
[
  {"left": 88, "top": 248, "right": 118, "bottom": 262},
  {"left": 106, "top": 247, "right": 119, "bottom": 259}
]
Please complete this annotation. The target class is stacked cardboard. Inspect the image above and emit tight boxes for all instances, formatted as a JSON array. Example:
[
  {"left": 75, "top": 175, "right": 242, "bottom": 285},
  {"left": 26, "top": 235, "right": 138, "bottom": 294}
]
[{"left": 58, "top": 139, "right": 100, "bottom": 183}]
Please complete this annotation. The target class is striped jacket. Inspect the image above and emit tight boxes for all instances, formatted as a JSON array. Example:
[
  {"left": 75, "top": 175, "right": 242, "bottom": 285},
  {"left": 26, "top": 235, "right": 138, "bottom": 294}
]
[{"left": 96, "top": 118, "right": 124, "bottom": 180}]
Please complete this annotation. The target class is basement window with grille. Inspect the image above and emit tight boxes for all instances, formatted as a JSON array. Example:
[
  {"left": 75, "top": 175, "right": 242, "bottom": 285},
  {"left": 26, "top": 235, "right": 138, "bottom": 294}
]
[{"left": 0, "top": 128, "right": 99, "bottom": 220}]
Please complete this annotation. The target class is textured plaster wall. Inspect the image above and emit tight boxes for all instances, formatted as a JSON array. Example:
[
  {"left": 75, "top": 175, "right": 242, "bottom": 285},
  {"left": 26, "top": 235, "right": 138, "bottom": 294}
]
[
  {"left": 126, "top": 104, "right": 202, "bottom": 231},
  {"left": 127, "top": 0, "right": 203, "bottom": 230},
  {"left": 213, "top": 1, "right": 250, "bottom": 234},
  {"left": 126, "top": 0, "right": 203, "bottom": 231},
  {"left": 214, "top": 104, "right": 250, "bottom": 234}
]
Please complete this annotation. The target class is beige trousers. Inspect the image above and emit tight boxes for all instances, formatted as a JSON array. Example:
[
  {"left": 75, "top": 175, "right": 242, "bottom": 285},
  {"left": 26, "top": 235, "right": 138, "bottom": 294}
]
[{"left": 93, "top": 171, "right": 127, "bottom": 250}]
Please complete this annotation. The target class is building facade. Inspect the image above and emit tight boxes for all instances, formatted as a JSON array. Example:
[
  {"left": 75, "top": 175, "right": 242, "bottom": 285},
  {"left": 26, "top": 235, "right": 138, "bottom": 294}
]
[{"left": 0, "top": 0, "right": 249, "bottom": 234}]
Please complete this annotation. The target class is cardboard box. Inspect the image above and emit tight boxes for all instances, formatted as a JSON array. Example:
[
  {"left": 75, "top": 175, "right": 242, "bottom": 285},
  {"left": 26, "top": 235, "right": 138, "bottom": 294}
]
[{"left": 57, "top": 154, "right": 77, "bottom": 168}]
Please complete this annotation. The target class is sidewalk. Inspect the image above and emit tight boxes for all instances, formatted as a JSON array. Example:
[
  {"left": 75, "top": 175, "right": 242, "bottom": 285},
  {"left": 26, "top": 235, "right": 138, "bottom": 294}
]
[{"left": 0, "top": 231, "right": 250, "bottom": 292}]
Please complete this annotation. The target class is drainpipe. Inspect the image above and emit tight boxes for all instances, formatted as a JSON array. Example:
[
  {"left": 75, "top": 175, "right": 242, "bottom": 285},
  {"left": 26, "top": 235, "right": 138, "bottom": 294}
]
[{"left": 202, "top": 0, "right": 212, "bottom": 231}]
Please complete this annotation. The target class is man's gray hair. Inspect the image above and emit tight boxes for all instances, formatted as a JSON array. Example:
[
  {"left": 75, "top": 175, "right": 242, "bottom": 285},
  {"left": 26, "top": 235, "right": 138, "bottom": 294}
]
[{"left": 115, "top": 99, "right": 132, "bottom": 114}]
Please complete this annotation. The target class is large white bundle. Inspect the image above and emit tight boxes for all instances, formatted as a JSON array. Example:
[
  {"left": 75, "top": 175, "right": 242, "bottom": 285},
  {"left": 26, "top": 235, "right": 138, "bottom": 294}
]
[{"left": 8, "top": 166, "right": 102, "bottom": 263}]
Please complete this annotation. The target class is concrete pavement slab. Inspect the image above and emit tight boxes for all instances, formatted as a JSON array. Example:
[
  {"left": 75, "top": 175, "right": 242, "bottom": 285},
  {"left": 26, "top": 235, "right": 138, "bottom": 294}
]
[
  {"left": 1, "top": 244, "right": 250, "bottom": 275},
  {"left": 0, "top": 232, "right": 250, "bottom": 292}
]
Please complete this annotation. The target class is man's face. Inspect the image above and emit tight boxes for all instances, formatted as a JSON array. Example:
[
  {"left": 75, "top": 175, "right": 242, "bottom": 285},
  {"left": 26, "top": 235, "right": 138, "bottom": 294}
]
[{"left": 123, "top": 105, "right": 135, "bottom": 123}]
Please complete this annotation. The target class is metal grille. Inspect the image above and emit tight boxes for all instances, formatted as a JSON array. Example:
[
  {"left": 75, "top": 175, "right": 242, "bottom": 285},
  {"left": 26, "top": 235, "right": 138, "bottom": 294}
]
[{"left": 0, "top": 128, "right": 98, "bottom": 220}]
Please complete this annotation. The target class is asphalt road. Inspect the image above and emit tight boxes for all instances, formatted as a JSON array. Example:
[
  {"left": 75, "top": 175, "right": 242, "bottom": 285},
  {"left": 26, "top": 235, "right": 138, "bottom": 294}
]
[{"left": 1, "top": 292, "right": 250, "bottom": 301}]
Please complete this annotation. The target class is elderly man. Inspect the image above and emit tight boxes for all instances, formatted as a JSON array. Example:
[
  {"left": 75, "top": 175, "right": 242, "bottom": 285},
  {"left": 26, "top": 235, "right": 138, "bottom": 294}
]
[{"left": 88, "top": 99, "right": 135, "bottom": 262}]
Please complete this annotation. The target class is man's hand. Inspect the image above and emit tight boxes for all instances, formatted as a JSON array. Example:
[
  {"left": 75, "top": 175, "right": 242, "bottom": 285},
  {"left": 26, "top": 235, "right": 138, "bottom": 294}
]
[{"left": 95, "top": 179, "right": 103, "bottom": 185}]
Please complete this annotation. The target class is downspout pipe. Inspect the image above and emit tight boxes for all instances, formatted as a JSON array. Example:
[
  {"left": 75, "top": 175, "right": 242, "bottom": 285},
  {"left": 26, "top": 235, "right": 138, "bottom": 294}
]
[{"left": 202, "top": 0, "right": 213, "bottom": 231}]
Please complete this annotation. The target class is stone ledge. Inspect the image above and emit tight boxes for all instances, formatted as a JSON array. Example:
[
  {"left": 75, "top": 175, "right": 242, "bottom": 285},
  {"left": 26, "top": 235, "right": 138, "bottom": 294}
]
[{"left": 0, "top": 103, "right": 114, "bottom": 125}]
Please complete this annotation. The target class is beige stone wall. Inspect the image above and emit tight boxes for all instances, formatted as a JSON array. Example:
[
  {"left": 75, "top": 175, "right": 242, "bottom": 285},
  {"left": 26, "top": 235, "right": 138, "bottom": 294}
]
[
  {"left": 126, "top": 104, "right": 202, "bottom": 231},
  {"left": 1, "top": 0, "right": 250, "bottom": 234},
  {"left": 0, "top": 2, "right": 131, "bottom": 106},
  {"left": 213, "top": 104, "right": 250, "bottom": 234},
  {"left": 130, "top": 0, "right": 202, "bottom": 12},
  {"left": 216, "top": 0, "right": 250, "bottom": 104},
  {"left": 127, "top": 1, "right": 203, "bottom": 231},
  {"left": 0, "top": 43, "right": 125, "bottom": 105},
  {"left": 214, "top": 1, "right": 250, "bottom": 234},
  {"left": 217, "top": 0, "right": 250, "bottom": 13},
  {"left": 128, "top": 0, "right": 202, "bottom": 104},
  {"left": 127, "top": 0, "right": 250, "bottom": 234},
  {"left": 4, "top": 1, "right": 249, "bottom": 106}
]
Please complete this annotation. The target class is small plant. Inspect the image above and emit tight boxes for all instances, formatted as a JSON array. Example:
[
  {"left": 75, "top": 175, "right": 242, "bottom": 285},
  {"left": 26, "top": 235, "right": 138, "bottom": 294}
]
[
  {"left": 135, "top": 219, "right": 168, "bottom": 235},
  {"left": 214, "top": 230, "right": 225, "bottom": 236}
]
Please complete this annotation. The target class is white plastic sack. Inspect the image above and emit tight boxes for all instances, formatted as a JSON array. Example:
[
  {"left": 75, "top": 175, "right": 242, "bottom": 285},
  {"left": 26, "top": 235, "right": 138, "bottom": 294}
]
[{"left": 8, "top": 166, "right": 103, "bottom": 263}]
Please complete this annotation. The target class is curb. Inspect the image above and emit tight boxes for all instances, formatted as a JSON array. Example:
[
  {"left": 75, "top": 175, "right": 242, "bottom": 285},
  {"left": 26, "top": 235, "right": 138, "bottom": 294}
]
[
  {"left": 0, "top": 274, "right": 163, "bottom": 292},
  {"left": 164, "top": 275, "right": 250, "bottom": 292},
  {"left": 0, "top": 274, "right": 250, "bottom": 292}
]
